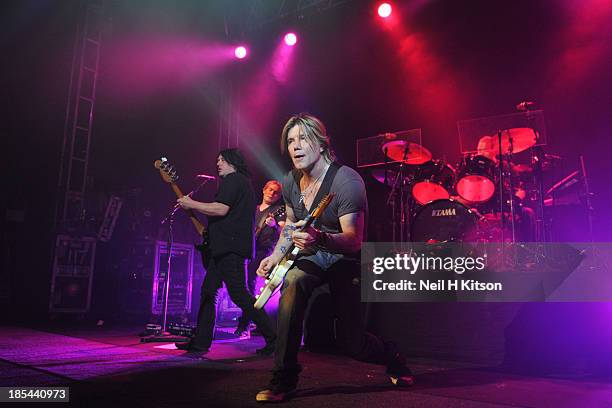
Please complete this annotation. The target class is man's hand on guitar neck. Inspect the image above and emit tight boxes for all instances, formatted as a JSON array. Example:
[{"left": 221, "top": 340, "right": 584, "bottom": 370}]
[
  {"left": 291, "top": 220, "right": 322, "bottom": 250},
  {"left": 264, "top": 214, "right": 278, "bottom": 228},
  {"left": 177, "top": 195, "right": 197, "bottom": 210}
]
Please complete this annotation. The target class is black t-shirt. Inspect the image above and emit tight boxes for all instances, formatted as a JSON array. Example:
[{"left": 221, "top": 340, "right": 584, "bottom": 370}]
[
  {"left": 208, "top": 172, "right": 255, "bottom": 259},
  {"left": 255, "top": 203, "right": 285, "bottom": 255}
]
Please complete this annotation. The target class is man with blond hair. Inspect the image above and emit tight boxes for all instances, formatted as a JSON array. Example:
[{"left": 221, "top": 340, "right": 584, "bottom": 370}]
[{"left": 255, "top": 114, "right": 414, "bottom": 402}]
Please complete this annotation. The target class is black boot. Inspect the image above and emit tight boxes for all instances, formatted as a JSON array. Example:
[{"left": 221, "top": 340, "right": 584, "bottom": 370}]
[
  {"left": 255, "top": 340, "right": 276, "bottom": 356},
  {"left": 384, "top": 342, "right": 415, "bottom": 386},
  {"left": 255, "top": 370, "right": 299, "bottom": 402},
  {"left": 175, "top": 340, "right": 209, "bottom": 353}
]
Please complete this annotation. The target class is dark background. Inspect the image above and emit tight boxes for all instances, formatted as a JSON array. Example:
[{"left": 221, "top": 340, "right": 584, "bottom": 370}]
[{"left": 2, "top": 0, "right": 611, "bottom": 374}]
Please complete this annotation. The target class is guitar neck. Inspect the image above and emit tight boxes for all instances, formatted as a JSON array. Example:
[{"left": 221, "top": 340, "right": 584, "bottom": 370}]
[
  {"left": 277, "top": 213, "right": 314, "bottom": 260},
  {"left": 301, "top": 213, "right": 315, "bottom": 229},
  {"left": 170, "top": 183, "right": 206, "bottom": 236}
]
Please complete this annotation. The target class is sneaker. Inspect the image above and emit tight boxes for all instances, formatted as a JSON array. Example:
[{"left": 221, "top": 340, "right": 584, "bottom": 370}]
[
  {"left": 255, "top": 373, "right": 297, "bottom": 402},
  {"left": 234, "top": 322, "right": 250, "bottom": 337},
  {"left": 234, "top": 327, "right": 251, "bottom": 340},
  {"left": 255, "top": 341, "right": 276, "bottom": 356}
]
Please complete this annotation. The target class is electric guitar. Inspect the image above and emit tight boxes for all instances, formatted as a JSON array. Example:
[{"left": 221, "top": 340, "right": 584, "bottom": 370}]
[
  {"left": 254, "top": 193, "right": 335, "bottom": 309},
  {"left": 154, "top": 157, "right": 209, "bottom": 265},
  {"left": 254, "top": 205, "right": 286, "bottom": 241}
]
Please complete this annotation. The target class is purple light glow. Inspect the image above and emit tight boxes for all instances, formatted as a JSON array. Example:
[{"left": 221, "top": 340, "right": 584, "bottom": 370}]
[
  {"left": 284, "top": 32, "right": 297, "bottom": 46},
  {"left": 235, "top": 46, "right": 248, "bottom": 59},
  {"left": 102, "top": 36, "right": 236, "bottom": 104}
]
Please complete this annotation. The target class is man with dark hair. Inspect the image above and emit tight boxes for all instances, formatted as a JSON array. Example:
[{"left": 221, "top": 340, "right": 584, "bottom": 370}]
[
  {"left": 235, "top": 180, "right": 285, "bottom": 336},
  {"left": 255, "top": 114, "right": 414, "bottom": 402},
  {"left": 176, "top": 148, "right": 276, "bottom": 355}
]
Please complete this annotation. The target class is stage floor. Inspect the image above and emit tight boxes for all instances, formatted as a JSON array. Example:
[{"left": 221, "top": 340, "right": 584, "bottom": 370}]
[{"left": 1, "top": 324, "right": 611, "bottom": 407}]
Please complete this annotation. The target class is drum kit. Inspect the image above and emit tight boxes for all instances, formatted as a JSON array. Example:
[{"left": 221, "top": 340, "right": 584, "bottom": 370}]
[{"left": 373, "top": 127, "right": 556, "bottom": 243}]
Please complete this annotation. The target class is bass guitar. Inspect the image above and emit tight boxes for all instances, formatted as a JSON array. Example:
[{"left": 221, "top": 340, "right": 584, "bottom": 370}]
[
  {"left": 254, "top": 193, "right": 334, "bottom": 309},
  {"left": 154, "top": 157, "right": 209, "bottom": 265}
]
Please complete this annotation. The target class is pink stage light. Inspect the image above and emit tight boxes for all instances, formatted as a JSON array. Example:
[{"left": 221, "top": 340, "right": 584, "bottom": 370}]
[
  {"left": 234, "top": 46, "right": 248, "bottom": 59},
  {"left": 377, "top": 3, "right": 392, "bottom": 18},
  {"left": 284, "top": 32, "right": 297, "bottom": 46}
]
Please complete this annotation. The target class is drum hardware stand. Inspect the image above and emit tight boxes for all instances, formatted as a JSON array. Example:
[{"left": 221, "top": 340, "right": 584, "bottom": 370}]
[
  {"left": 384, "top": 146, "right": 414, "bottom": 243},
  {"left": 531, "top": 145, "right": 546, "bottom": 242},
  {"left": 496, "top": 130, "right": 518, "bottom": 244},
  {"left": 384, "top": 147, "right": 398, "bottom": 243},
  {"left": 386, "top": 171, "right": 400, "bottom": 243},
  {"left": 506, "top": 137, "right": 517, "bottom": 243},
  {"left": 400, "top": 146, "right": 414, "bottom": 242},
  {"left": 522, "top": 103, "right": 546, "bottom": 243},
  {"left": 580, "top": 155, "right": 595, "bottom": 243}
]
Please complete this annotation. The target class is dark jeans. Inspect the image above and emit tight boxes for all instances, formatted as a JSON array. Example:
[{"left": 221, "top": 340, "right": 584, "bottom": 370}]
[
  {"left": 191, "top": 252, "right": 276, "bottom": 349},
  {"left": 274, "top": 259, "right": 389, "bottom": 377}
]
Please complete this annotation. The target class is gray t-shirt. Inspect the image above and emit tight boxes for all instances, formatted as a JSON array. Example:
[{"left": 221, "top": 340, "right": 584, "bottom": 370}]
[{"left": 282, "top": 164, "right": 367, "bottom": 269}]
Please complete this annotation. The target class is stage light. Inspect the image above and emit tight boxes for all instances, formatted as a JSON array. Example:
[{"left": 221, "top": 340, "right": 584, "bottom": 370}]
[
  {"left": 234, "top": 46, "right": 248, "bottom": 59},
  {"left": 284, "top": 32, "right": 297, "bottom": 46},
  {"left": 378, "top": 3, "right": 392, "bottom": 18}
]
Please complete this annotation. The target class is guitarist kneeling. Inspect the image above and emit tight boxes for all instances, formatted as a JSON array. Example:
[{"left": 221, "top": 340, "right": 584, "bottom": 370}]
[
  {"left": 255, "top": 113, "right": 414, "bottom": 403},
  {"left": 175, "top": 148, "right": 276, "bottom": 356}
]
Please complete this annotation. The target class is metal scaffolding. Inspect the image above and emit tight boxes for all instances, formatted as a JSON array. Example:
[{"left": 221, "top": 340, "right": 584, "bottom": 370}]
[
  {"left": 50, "top": 1, "right": 106, "bottom": 314},
  {"left": 54, "top": 1, "right": 104, "bottom": 231}
]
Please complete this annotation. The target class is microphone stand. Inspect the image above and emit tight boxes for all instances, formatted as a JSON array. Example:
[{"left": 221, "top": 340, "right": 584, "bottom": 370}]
[
  {"left": 141, "top": 204, "right": 188, "bottom": 343},
  {"left": 141, "top": 179, "right": 213, "bottom": 343}
]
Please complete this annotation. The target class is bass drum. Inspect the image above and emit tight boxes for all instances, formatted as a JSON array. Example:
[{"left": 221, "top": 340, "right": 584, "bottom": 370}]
[{"left": 411, "top": 199, "right": 480, "bottom": 243}]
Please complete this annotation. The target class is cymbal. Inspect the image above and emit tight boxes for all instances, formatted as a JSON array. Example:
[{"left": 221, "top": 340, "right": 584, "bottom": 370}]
[
  {"left": 382, "top": 140, "right": 431, "bottom": 165},
  {"left": 479, "top": 128, "right": 537, "bottom": 155}
]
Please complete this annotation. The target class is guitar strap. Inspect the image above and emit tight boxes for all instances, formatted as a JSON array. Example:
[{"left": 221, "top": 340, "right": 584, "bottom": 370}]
[{"left": 305, "top": 161, "right": 341, "bottom": 229}]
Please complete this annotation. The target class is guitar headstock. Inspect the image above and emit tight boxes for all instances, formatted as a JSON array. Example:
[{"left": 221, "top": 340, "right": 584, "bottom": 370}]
[
  {"left": 311, "top": 193, "right": 335, "bottom": 218},
  {"left": 154, "top": 157, "right": 178, "bottom": 184}
]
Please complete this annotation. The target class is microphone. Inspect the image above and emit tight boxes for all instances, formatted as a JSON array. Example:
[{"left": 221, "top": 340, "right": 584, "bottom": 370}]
[
  {"left": 516, "top": 101, "right": 535, "bottom": 111},
  {"left": 196, "top": 174, "right": 216, "bottom": 180}
]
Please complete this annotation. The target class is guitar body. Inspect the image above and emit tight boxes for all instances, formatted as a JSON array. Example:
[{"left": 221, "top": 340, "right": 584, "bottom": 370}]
[
  {"left": 254, "top": 193, "right": 335, "bottom": 310},
  {"left": 253, "top": 247, "right": 298, "bottom": 309}
]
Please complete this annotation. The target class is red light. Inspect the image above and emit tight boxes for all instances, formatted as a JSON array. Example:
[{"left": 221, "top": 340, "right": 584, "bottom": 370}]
[
  {"left": 378, "top": 3, "right": 392, "bottom": 18},
  {"left": 234, "top": 46, "right": 248, "bottom": 59},
  {"left": 284, "top": 32, "right": 297, "bottom": 46}
]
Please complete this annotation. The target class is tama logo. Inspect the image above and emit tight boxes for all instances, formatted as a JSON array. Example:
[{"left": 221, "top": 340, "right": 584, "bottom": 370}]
[{"left": 432, "top": 208, "right": 456, "bottom": 217}]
